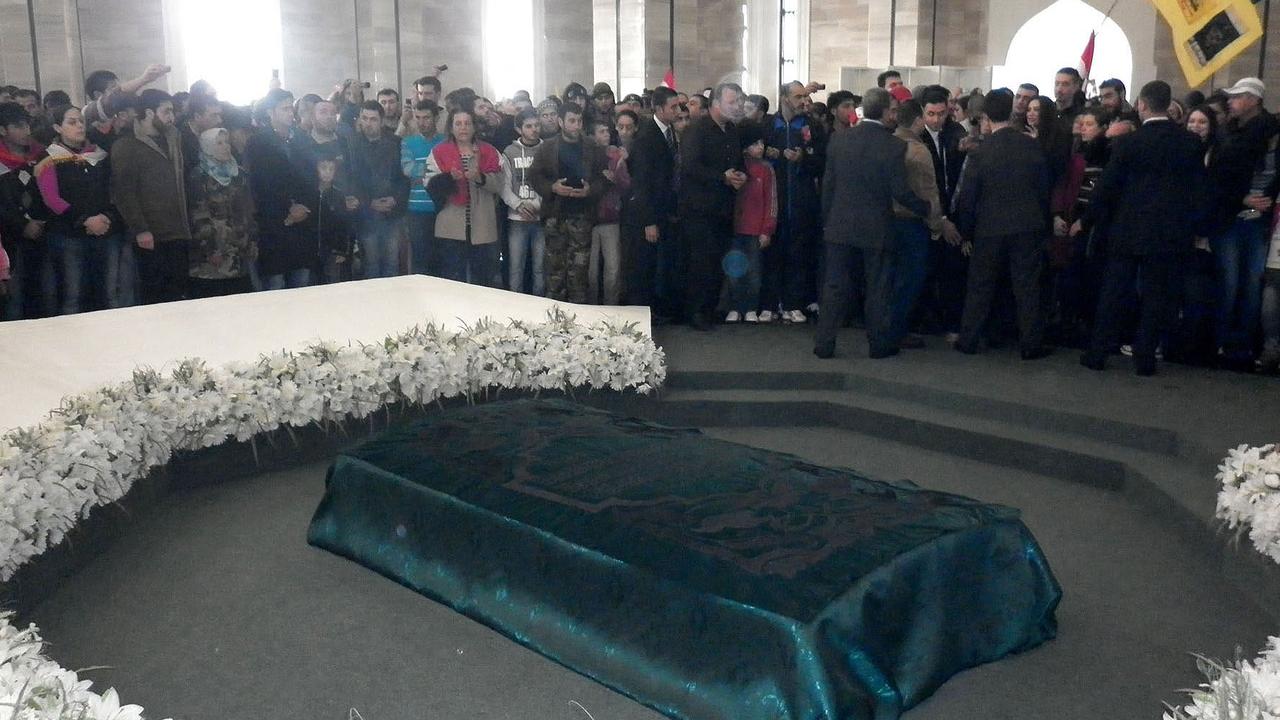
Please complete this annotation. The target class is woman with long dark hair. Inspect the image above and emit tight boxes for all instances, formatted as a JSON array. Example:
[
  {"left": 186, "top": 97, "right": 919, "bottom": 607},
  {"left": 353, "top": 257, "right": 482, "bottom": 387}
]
[
  {"left": 1026, "top": 95, "right": 1071, "bottom": 183},
  {"left": 1186, "top": 104, "right": 1219, "bottom": 166},
  {"left": 1170, "top": 105, "right": 1223, "bottom": 365},
  {"left": 34, "top": 105, "right": 127, "bottom": 314}
]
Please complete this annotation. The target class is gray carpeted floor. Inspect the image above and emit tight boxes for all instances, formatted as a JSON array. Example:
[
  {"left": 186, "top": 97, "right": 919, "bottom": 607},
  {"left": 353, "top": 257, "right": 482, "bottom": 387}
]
[{"left": 25, "top": 421, "right": 1275, "bottom": 720}]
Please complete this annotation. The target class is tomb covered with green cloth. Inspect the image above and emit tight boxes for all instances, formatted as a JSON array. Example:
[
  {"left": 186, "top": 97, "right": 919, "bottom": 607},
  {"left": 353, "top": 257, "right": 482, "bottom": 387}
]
[{"left": 307, "top": 399, "right": 1061, "bottom": 720}]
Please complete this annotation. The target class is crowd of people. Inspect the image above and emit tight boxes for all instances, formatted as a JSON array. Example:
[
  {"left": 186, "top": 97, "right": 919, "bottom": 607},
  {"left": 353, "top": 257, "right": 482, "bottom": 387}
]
[{"left": 0, "top": 61, "right": 1277, "bottom": 376}]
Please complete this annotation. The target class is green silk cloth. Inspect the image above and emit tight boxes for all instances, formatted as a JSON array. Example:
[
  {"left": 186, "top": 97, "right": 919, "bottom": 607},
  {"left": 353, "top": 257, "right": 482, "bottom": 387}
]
[{"left": 308, "top": 400, "right": 1061, "bottom": 719}]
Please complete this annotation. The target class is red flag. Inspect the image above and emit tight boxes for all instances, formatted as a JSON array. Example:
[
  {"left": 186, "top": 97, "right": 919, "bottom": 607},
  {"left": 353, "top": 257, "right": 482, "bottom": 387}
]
[
  {"left": 662, "top": 69, "right": 676, "bottom": 90},
  {"left": 1078, "top": 31, "right": 1096, "bottom": 82}
]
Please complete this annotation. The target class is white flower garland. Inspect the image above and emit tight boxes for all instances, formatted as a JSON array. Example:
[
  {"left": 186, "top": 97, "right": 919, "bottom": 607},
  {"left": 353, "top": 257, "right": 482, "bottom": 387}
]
[
  {"left": 1165, "top": 638, "right": 1280, "bottom": 720},
  {"left": 1216, "top": 443, "right": 1280, "bottom": 564},
  {"left": 0, "top": 612, "right": 165, "bottom": 720},
  {"left": 0, "top": 310, "right": 665, "bottom": 584}
]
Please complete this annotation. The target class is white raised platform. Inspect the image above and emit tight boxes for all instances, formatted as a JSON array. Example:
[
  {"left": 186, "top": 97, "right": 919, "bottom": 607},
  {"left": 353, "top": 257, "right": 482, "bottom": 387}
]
[{"left": 0, "top": 276, "right": 650, "bottom": 433}]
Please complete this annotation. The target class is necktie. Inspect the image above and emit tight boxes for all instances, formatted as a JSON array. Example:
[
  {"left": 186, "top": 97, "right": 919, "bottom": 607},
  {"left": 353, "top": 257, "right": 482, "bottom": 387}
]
[{"left": 934, "top": 132, "right": 948, "bottom": 195}]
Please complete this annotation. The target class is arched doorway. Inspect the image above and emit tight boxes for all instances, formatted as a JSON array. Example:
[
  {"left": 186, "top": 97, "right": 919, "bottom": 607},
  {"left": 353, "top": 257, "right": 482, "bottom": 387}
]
[{"left": 993, "top": 0, "right": 1133, "bottom": 97}]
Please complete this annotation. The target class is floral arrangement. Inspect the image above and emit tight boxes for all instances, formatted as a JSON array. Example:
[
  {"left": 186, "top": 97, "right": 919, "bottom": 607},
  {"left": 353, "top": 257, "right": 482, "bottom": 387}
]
[
  {"left": 0, "top": 310, "right": 665, "bottom": 584},
  {"left": 0, "top": 611, "right": 165, "bottom": 719},
  {"left": 1216, "top": 444, "right": 1280, "bottom": 564},
  {"left": 1164, "top": 638, "right": 1280, "bottom": 719}
]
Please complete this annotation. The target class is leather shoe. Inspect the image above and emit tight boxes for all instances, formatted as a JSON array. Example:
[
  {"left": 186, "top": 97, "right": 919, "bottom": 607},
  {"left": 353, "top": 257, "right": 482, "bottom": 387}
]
[
  {"left": 1020, "top": 346, "right": 1053, "bottom": 361},
  {"left": 868, "top": 346, "right": 900, "bottom": 359},
  {"left": 899, "top": 334, "right": 926, "bottom": 349},
  {"left": 813, "top": 344, "right": 835, "bottom": 359},
  {"left": 1079, "top": 352, "right": 1106, "bottom": 371}
]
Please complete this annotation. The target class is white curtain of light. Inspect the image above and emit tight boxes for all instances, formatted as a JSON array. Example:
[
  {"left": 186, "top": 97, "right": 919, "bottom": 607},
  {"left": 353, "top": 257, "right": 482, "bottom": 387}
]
[
  {"left": 176, "top": 0, "right": 284, "bottom": 105},
  {"left": 483, "top": 0, "right": 535, "bottom": 100},
  {"left": 993, "top": 0, "right": 1133, "bottom": 97}
]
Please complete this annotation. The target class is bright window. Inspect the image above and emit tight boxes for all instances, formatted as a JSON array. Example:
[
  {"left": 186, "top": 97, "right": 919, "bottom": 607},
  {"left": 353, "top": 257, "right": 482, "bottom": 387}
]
[
  {"left": 178, "top": 0, "right": 283, "bottom": 106},
  {"left": 994, "top": 0, "right": 1133, "bottom": 99},
  {"left": 780, "top": 0, "right": 800, "bottom": 82},
  {"left": 484, "top": 0, "right": 535, "bottom": 100}
]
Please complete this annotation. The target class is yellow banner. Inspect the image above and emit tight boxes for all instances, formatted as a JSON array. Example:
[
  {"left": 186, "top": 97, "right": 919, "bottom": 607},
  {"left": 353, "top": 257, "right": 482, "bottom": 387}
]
[{"left": 1149, "top": 0, "right": 1264, "bottom": 87}]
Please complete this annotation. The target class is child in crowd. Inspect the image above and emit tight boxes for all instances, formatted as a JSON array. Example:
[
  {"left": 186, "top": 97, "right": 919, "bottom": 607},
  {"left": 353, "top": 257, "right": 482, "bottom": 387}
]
[
  {"left": 727, "top": 125, "right": 776, "bottom": 323},
  {"left": 314, "top": 157, "right": 357, "bottom": 282}
]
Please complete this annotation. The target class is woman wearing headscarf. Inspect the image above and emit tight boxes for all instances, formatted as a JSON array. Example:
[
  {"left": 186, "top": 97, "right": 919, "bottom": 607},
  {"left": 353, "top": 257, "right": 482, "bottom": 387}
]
[{"left": 186, "top": 127, "right": 257, "bottom": 297}]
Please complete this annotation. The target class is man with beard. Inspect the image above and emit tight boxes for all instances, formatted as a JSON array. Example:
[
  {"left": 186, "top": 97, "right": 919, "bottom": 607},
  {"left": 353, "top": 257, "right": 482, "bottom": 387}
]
[
  {"left": 529, "top": 103, "right": 608, "bottom": 303},
  {"left": 111, "top": 88, "right": 190, "bottom": 304},
  {"left": 762, "top": 80, "right": 825, "bottom": 324}
]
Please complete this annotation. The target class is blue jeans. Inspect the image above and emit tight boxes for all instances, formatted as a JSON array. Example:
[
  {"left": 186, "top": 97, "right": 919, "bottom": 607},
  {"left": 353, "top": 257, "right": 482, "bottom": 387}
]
[
  {"left": 361, "top": 215, "right": 402, "bottom": 279},
  {"left": 263, "top": 268, "right": 311, "bottom": 290},
  {"left": 51, "top": 233, "right": 129, "bottom": 314},
  {"left": 1211, "top": 218, "right": 1268, "bottom": 357},
  {"left": 507, "top": 220, "right": 545, "bottom": 295},
  {"left": 3, "top": 239, "right": 56, "bottom": 320},
  {"left": 405, "top": 212, "right": 437, "bottom": 276},
  {"left": 724, "top": 234, "right": 763, "bottom": 314},
  {"left": 889, "top": 219, "right": 930, "bottom": 345}
]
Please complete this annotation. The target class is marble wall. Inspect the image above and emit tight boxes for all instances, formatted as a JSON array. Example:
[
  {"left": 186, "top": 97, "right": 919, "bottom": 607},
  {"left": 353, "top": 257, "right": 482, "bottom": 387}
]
[
  {"left": 280, "top": 0, "right": 358, "bottom": 102},
  {"left": 0, "top": 0, "right": 37, "bottom": 91},
  {"left": 542, "top": 0, "right": 594, "bottom": 98},
  {"left": 809, "top": 0, "right": 874, "bottom": 93}
]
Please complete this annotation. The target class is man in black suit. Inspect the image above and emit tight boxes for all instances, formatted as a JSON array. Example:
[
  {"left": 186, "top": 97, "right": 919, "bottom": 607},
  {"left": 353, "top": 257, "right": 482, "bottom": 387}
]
[
  {"left": 1075, "top": 80, "right": 1207, "bottom": 375},
  {"left": 919, "top": 86, "right": 966, "bottom": 206},
  {"left": 624, "top": 86, "right": 681, "bottom": 316},
  {"left": 815, "top": 88, "right": 930, "bottom": 359},
  {"left": 953, "top": 89, "right": 1053, "bottom": 359},
  {"left": 679, "top": 82, "right": 746, "bottom": 330},
  {"left": 917, "top": 85, "right": 968, "bottom": 340}
]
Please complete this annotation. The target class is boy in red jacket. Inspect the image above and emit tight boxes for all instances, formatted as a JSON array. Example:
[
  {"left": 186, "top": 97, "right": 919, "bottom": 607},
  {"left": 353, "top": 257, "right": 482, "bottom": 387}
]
[{"left": 726, "top": 124, "right": 777, "bottom": 323}]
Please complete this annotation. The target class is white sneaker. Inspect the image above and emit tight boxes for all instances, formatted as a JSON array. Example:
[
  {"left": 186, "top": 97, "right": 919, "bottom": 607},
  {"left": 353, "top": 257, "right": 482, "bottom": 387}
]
[
  {"left": 758, "top": 310, "right": 776, "bottom": 323},
  {"left": 783, "top": 309, "right": 807, "bottom": 323},
  {"left": 744, "top": 311, "right": 759, "bottom": 323},
  {"left": 725, "top": 311, "right": 741, "bottom": 323},
  {"left": 806, "top": 303, "right": 820, "bottom": 314},
  {"left": 1121, "top": 344, "right": 1164, "bottom": 360}
]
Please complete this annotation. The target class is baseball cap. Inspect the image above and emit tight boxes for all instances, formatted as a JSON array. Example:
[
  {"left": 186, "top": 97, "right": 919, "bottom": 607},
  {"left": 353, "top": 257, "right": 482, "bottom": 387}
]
[{"left": 1225, "top": 77, "right": 1265, "bottom": 99}]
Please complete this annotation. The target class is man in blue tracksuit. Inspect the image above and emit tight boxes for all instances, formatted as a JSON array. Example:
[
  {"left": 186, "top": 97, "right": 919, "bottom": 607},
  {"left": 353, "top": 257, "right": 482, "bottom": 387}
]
[{"left": 762, "top": 80, "right": 825, "bottom": 324}]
